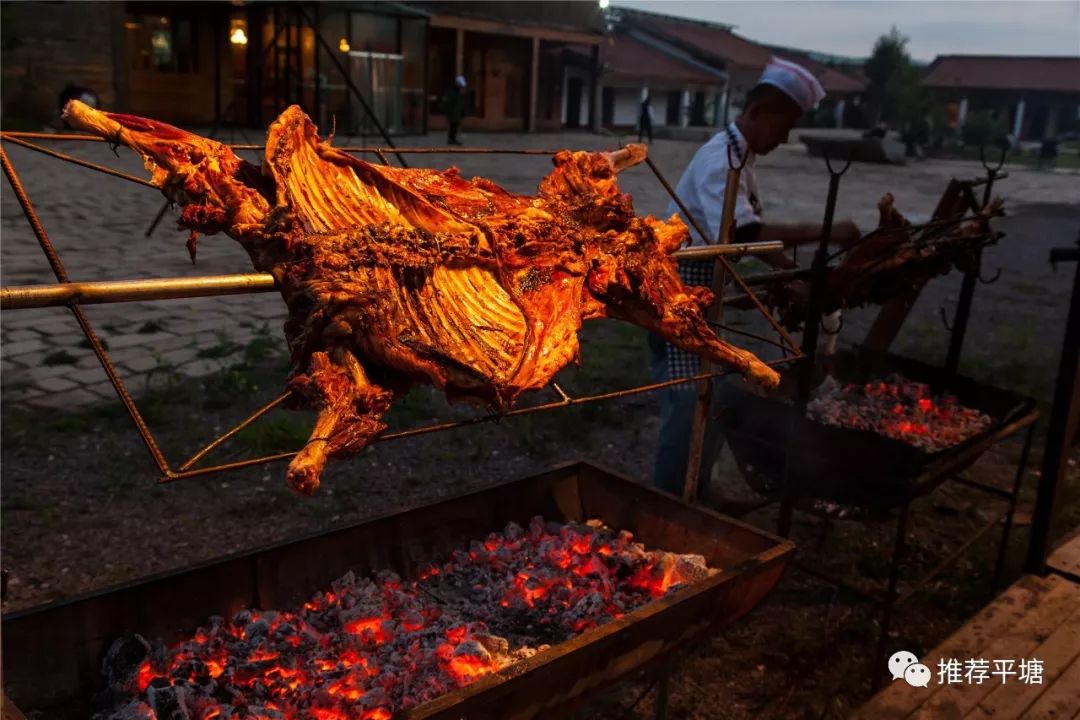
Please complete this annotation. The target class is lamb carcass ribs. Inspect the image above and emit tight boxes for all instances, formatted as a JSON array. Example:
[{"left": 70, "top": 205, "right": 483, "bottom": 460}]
[{"left": 63, "top": 100, "right": 779, "bottom": 493}]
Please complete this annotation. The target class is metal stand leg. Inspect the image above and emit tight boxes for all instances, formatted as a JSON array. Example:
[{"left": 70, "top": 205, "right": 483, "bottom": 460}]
[
  {"left": 778, "top": 495, "right": 795, "bottom": 538},
  {"left": 992, "top": 422, "right": 1036, "bottom": 592},
  {"left": 872, "top": 501, "right": 911, "bottom": 691},
  {"left": 815, "top": 516, "right": 833, "bottom": 551},
  {"left": 654, "top": 666, "right": 670, "bottom": 720}
]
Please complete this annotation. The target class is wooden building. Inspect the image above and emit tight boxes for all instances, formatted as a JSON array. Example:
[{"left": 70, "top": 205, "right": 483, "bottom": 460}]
[
  {"left": 922, "top": 55, "right": 1080, "bottom": 142},
  {"left": 1, "top": 1, "right": 869, "bottom": 137},
  {"left": 1, "top": 1, "right": 430, "bottom": 134},
  {"left": 567, "top": 32, "right": 726, "bottom": 132},
  {"left": 612, "top": 7, "right": 866, "bottom": 128},
  {"left": 417, "top": 2, "right": 603, "bottom": 133}
]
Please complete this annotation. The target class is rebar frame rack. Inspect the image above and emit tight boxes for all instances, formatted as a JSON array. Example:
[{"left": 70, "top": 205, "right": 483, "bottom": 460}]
[
  {"left": 746, "top": 145, "right": 1041, "bottom": 692},
  {"left": 0, "top": 129, "right": 801, "bottom": 491}
]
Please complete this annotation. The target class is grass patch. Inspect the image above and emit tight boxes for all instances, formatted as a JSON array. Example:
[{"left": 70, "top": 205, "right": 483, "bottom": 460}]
[
  {"left": 384, "top": 386, "right": 438, "bottom": 428},
  {"left": 234, "top": 412, "right": 315, "bottom": 456},
  {"left": 243, "top": 326, "right": 279, "bottom": 364}
]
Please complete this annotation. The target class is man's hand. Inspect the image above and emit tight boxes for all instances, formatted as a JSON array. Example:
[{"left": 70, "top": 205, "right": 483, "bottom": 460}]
[{"left": 832, "top": 220, "right": 861, "bottom": 248}]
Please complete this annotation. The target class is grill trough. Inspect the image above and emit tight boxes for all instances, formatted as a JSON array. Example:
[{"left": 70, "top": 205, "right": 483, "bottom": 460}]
[
  {"left": 719, "top": 350, "right": 1036, "bottom": 508},
  {"left": 2, "top": 462, "right": 793, "bottom": 719}
]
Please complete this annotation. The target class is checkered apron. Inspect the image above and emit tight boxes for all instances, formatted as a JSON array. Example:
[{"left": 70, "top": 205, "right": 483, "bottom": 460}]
[{"left": 665, "top": 260, "right": 715, "bottom": 390}]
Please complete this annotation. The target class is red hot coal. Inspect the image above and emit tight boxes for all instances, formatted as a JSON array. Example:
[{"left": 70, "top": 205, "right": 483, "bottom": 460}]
[
  {"left": 96, "top": 517, "right": 714, "bottom": 720},
  {"left": 807, "top": 374, "right": 992, "bottom": 453}
]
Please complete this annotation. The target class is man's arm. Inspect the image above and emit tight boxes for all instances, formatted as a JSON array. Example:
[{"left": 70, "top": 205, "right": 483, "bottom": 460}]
[
  {"left": 758, "top": 220, "right": 860, "bottom": 249},
  {"left": 735, "top": 221, "right": 860, "bottom": 270}
]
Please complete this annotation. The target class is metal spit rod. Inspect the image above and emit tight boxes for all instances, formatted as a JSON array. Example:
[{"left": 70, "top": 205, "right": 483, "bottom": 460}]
[{"left": 0, "top": 242, "right": 784, "bottom": 310}]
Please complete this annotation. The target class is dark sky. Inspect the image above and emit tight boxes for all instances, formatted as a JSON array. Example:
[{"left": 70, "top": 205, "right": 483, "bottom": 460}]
[{"left": 616, "top": 1, "right": 1080, "bottom": 62}]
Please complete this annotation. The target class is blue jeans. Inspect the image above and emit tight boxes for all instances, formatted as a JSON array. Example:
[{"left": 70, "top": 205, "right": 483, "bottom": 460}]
[{"left": 648, "top": 333, "right": 726, "bottom": 500}]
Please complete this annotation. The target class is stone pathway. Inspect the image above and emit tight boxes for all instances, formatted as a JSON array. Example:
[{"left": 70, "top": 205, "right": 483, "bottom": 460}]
[{"left": 2, "top": 127, "right": 1078, "bottom": 409}]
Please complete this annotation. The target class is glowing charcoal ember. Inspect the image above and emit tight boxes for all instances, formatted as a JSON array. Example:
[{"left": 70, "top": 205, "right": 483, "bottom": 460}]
[
  {"left": 807, "top": 374, "right": 993, "bottom": 452},
  {"left": 98, "top": 518, "right": 715, "bottom": 720}
]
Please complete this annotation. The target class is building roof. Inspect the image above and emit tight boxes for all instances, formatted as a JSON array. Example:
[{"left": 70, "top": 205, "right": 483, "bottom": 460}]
[
  {"left": 619, "top": 8, "right": 866, "bottom": 95},
  {"left": 416, "top": 1, "right": 603, "bottom": 36},
  {"left": 643, "top": 13, "right": 773, "bottom": 69},
  {"left": 604, "top": 34, "right": 723, "bottom": 87},
  {"left": 922, "top": 55, "right": 1080, "bottom": 93}
]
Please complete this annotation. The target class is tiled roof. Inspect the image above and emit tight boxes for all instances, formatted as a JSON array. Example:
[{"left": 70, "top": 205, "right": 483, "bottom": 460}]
[
  {"left": 624, "top": 9, "right": 866, "bottom": 94},
  {"left": 923, "top": 55, "right": 1080, "bottom": 93},
  {"left": 605, "top": 34, "right": 722, "bottom": 86}
]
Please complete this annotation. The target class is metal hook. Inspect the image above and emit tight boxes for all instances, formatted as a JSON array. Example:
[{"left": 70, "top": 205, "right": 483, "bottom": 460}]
[
  {"left": 939, "top": 306, "right": 954, "bottom": 332},
  {"left": 107, "top": 131, "right": 123, "bottom": 158},
  {"left": 979, "top": 144, "right": 1007, "bottom": 175},
  {"left": 978, "top": 267, "right": 1002, "bottom": 285},
  {"left": 726, "top": 140, "right": 748, "bottom": 171},
  {"left": 820, "top": 313, "right": 844, "bottom": 335},
  {"left": 823, "top": 150, "right": 853, "bottom": 177}
]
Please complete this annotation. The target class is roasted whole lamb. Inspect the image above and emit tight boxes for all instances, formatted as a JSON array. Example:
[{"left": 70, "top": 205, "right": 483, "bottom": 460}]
[{"left": 63, "top": 101, "right": 778, "bottom": 493}]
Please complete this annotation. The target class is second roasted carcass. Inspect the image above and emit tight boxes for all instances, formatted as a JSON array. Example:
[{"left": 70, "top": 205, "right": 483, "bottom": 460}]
[
  {"left": 824, "top": 192, "right": 1001, "bottom": 308},
  {"left": 762, "top": 193, "right": 1002, "bottom": 327},
  {"left": 63, "top": 101, "right": 778, "bottom": 494}
]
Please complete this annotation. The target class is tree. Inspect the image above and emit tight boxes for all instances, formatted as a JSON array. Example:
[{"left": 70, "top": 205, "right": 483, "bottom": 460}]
[{"left": 865, "top": 27, "right": 921, "bottom": 128}]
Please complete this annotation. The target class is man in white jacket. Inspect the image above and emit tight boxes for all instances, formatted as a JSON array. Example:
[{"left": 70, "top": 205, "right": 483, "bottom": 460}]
[{"left": 651, "top": 57, "right": 860, "bottom": 498}]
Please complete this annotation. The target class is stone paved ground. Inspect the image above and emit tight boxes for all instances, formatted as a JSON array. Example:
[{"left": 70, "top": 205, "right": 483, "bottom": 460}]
[{"left": 2, "top": 128, "right": 1078, "bottom": 409}]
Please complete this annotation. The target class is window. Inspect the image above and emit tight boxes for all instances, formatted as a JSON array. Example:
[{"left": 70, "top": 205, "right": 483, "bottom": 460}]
[{"left": 125, "top": 14, "right": 197, "bottom": 73}]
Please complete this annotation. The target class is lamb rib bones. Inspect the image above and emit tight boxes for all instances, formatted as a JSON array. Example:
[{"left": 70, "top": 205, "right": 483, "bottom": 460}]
[{"left": 63, "top": 100, "right": 779, "bottom": 494}]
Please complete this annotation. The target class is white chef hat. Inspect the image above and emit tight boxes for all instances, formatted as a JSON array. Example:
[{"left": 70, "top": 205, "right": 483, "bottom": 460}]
[
  {"left": 455, "top": 75, "right": 467, "bottom": 87},
  {"left": 757, "top": 57, "right": 825, "bottom": 113}
]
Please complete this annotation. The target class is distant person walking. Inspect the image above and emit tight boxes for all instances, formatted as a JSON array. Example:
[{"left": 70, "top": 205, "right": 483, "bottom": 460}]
[
  {"left": 1038, "top": 136, "right": 1059, "bottom": 170},
  {"left": 638, "top": 92, "right": 654, "bottom": 144},
  {"left": 446, "top": 75, "right": 467, "bottom": 146}
]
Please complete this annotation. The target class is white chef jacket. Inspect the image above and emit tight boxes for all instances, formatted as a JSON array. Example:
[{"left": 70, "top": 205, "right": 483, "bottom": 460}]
[
  {"left": 666, "top": 122, "right": 762, "bottom": 246},
  {"left": 661, "top": 123, "right": 764, "bottom": 386}
]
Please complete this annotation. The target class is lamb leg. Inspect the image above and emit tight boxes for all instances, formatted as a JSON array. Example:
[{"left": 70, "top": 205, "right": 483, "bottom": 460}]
[{"left": 287, "top": 350, "right": 392, "bottom": 495}]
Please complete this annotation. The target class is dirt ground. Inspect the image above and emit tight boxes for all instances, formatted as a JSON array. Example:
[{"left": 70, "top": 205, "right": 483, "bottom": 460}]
[{"left": 2, "top": 130, "right": 1079, "bottom": 719}]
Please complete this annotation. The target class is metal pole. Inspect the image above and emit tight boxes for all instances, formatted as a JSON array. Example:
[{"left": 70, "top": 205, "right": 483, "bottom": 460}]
[
  {"left": 993, "top": 422, "right": 1035, "bottom": 591},
  {"left": 682, "top": 143, "right": 745, "bottom": 503},
  {"left": 944, "top": 168, "right": 999, "bottom": 377},
  {"left": 780, "top": 152, "right": 850, "bottom": 538},
  {"left": 1, "top": 274, "right": 278, "bottom": 309},
  {"left": 654, "top": 664, "right": 671, "bottom": 720},
  {"left": 796, "top": 152, "right": 851, "bottom": 405},
  {"left": 0, "top": 244, "right": 785, "bottom": 311},
  {"left": 1026, "top": 238, "right": 1080, "bottom": 574},
  {"left": 293, "top": 2, "right": 407, "bottom": 167},
  {"left": 871, "top": 500, "right": 911, "bottom": 691},
  {"left": 943, "top": 149, "right": 1006, "bottom": 376}
]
